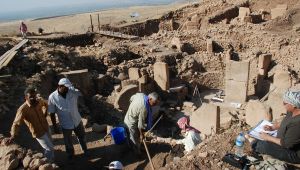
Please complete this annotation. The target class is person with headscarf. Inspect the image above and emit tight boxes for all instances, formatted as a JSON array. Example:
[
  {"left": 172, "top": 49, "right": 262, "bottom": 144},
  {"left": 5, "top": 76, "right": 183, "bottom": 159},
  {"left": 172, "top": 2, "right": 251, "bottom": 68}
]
[
  {"left": 175, "top": 116, "right": 201, "bottom": 153},
  {"left": 124, "top": 92, "right": 160, "bottom": 154},
  {"left": 251, "top": 90, "right": 300, "bottom": 163}
]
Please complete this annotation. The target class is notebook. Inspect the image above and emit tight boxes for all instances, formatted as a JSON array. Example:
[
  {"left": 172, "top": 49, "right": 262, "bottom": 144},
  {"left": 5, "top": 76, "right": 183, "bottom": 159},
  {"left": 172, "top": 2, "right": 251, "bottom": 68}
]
[{"left": 248, "top": 120, "right": 277, "bottom": 140}]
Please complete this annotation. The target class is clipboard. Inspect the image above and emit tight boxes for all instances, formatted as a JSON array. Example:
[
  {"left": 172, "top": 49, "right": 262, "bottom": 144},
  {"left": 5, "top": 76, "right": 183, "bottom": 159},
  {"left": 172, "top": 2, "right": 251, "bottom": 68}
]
[{"left": 248, "top": 120, "right": 277, "bottom": 140}]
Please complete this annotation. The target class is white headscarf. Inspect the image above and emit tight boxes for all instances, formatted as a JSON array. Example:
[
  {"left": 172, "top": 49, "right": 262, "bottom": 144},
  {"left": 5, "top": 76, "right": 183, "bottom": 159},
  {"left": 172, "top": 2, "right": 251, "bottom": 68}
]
[{"left": 283, "top": 90, "right": 300, "bottom": 109}]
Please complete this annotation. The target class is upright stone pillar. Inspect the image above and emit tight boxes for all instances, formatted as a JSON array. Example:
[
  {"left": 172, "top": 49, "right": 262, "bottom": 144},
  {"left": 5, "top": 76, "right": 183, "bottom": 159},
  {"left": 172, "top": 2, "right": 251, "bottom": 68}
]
[{"left": 154, "top": 62, "right": 170, "bottom": 91}]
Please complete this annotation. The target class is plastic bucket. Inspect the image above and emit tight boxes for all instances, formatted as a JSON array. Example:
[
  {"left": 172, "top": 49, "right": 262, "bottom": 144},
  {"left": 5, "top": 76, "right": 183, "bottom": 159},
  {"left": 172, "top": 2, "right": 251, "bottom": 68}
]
[{"left": 110, "top": 127, "right": 126, "bottom": 145}]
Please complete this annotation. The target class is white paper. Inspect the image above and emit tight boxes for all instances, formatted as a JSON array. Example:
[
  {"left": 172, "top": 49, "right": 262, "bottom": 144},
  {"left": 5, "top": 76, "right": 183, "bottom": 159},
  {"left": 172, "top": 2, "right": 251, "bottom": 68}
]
[{"left": 248, "top": 120, "right": 277, "bottom": 140}]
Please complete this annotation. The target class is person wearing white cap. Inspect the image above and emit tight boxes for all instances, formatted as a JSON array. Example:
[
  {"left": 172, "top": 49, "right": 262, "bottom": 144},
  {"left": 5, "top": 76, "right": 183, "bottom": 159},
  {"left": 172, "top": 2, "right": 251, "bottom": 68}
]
[
  {"left": 105, "top": 161, "right": 124, "bottom": 170},
  {"left": 48, "top": 78, "right": 89, "bottom": 160}
]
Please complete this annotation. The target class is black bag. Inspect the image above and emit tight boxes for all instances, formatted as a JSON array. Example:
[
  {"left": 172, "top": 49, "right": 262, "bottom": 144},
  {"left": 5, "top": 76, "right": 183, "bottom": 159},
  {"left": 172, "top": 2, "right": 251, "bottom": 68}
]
[{"left": 222, "top": 153, "right": 250, "bottom": 170}]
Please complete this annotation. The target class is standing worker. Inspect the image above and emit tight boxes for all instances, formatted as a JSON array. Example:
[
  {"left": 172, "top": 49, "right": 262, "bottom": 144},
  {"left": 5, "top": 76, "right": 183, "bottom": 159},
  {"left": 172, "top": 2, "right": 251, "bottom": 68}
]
[
  {"left": 48, "top": 78, "right": 89, "bottom": 160},
  {"left": 7, "top": 87, "right": 54, "bottom": 161},
  {"left": 19, "top": 21, "right": 27, "bottom": 39},
  {"left": 124, "top": 92, "right": 160, "bottom": 154}
]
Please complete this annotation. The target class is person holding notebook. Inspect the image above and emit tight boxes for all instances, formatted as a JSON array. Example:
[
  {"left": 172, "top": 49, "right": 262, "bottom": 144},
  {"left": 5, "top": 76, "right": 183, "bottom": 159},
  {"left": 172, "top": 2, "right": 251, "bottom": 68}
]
[{"left": 251, "top": 90, "right": 300, "bottom": 163}]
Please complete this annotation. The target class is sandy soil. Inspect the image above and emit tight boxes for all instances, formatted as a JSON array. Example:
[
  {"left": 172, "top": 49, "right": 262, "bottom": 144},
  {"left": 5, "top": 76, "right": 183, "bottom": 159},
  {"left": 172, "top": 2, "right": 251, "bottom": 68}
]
[{"left": 0, "top": 2, "right": 192, "bottom": 36}]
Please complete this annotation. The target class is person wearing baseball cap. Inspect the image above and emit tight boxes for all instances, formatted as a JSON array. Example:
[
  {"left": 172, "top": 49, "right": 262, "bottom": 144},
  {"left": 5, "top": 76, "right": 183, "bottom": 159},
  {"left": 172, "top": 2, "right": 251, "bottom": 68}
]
[
  {"left": 48, "top": 78, "right": 89, "bottom": 160},
  {"left": 105, "top": 161, "right": 124, "bottom": 170}
]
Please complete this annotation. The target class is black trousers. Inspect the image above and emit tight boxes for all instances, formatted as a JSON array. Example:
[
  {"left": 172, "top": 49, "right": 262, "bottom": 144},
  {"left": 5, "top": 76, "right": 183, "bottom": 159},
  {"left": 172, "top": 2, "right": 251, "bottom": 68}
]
[{"left": 252, "top": 140, "right": 300, "bottom": 164}]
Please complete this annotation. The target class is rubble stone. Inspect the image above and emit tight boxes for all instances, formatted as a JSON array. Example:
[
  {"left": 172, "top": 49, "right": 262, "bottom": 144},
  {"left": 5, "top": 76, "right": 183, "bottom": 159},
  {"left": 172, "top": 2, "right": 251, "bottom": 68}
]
[
  {"left": 39, "top": 163, "right": 55, "bottom": 170},
  {"left": 29, "top": 158, "right": 45, "bottom": 169},
  {"left": 23, "top": 155, "right": 33, "bottom": 168},
  {"left": 92, "top": 123, "right": 107, "bottom": 133}
]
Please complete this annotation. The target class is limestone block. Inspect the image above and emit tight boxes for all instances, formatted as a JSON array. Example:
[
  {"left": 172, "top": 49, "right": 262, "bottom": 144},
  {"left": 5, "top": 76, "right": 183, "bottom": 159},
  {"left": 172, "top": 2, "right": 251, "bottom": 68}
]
[
  {"left": 245, "top": 100, "right": 270, "bottom": 127},
  {"left": 266, "top": 92, "right": 286, "bottom": 120},
  {"left": 206, "top": 39, "right": 213, "bottom": 54},
  {"left": 225, "top": 60, "right": 250, "bottom": 82},
  {"left": 117, "top": 72, "right": 127, "bottom": 81},
  {"left": 128, "top": 68, "right": 140, "bottom": 80},
  {"left": 60, "top": 69, "right": 91, "bottom": 96},
  {"left": 191, "top": 15, "right": 201, "bottom": 23},
  {"left": 258, "top": 54, "right": 272, "bottom": 69},
  {"left": 153, "top": 62, "right": 169, "bottom": 91},
  {"left": 271, "top": 5, "right": 287, "bottom": 19},
  {"left": 243, "top": 16, "right": 252, "bottom": 23},
  {"left": 225, "top": 80, "right": 248, "bottom": 103},
  {"left": 190, "top": 103, "right": 220, "bottom": 135},
  {"left": 220, "top": 111, "right": 233, "bottom": 129},
  {"left": 277, "top": 4, "right": 288, "bottom": 10},
  {"left": 186, "top": 21, "right": 199, "bottom": 27},
  {"left": 273, "top": 71, "right": 291, "bottom": 91},
  {"left": 258, "top": 68, "right": 266, "bottom": 76},
  {"left": 239, "top": 7, "right": 251, "bottom": 20},
  {"left": 121, "top": 79, "right": 138, "bottom": 88},
  {"left": 114, "top": 85, "right": 139, "bottom": 110}
]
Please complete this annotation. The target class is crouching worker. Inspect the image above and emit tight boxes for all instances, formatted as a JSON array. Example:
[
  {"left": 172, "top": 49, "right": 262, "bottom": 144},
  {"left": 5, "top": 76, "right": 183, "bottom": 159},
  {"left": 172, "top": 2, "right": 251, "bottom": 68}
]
[
  {"left": 251, "top": 90, "right": 300, "bottom": 164},
  {"left": 174, "top": 117, "right": 201, "bottom": 153},
  {"left": 124, "top": 92, "right": 160, "bottom": 154},
  {"left": 6, "top": 87, "right": 54, "bottom": 161}
]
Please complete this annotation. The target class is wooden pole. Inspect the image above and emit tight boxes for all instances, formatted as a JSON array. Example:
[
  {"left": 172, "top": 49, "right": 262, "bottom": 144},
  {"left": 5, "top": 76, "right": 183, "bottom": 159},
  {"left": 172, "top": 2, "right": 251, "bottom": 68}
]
[
  {"left": 90, "top": 14, "right": 94, "bottom": 32},
  {"left": 97, "top": 13, "right": 100, "bottom": 31},
  {"left": 145, "top": 114, "right": 163, "bottom": 137},
  {"left": 143, "top": 139, "right": 155, "bottom": 170}
]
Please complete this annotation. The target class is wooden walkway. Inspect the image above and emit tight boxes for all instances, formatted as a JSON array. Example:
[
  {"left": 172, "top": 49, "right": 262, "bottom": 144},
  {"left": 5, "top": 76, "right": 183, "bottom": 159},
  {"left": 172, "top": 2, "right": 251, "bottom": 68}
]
[
  {"left": 99, "top": 30, "right": 139, "bottom": 40},
  {"left": 0, "top": 39, "right": 28, "bottom": 70}
]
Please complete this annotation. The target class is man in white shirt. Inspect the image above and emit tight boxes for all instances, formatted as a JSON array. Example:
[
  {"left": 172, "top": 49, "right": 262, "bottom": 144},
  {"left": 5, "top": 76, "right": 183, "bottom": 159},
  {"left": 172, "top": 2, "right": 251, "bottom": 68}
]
[{"left": 48, "top": 78, "right": 88, "bottom": 159}]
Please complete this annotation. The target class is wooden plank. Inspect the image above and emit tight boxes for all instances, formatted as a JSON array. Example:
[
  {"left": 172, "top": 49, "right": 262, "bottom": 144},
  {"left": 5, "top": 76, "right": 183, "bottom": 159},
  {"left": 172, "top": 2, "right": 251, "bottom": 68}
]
[
  {"left": 0, "top": 39, "right": 28, "bottom": 69},
  {"left": 99, "top": 30, "right": 138, "bottom": 39},
  {"left": 1, "top": 51, "right": 18, "bottom": 68},
  {"left": 0, "top": 74, "right": 12, "bottom": 78}
]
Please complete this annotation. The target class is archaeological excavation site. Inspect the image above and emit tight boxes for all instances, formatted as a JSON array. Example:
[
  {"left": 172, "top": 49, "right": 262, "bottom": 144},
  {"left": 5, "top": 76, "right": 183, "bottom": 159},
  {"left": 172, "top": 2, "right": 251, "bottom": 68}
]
[{"left": 1, "top": 0, "right": 300, "bottom": 169}]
